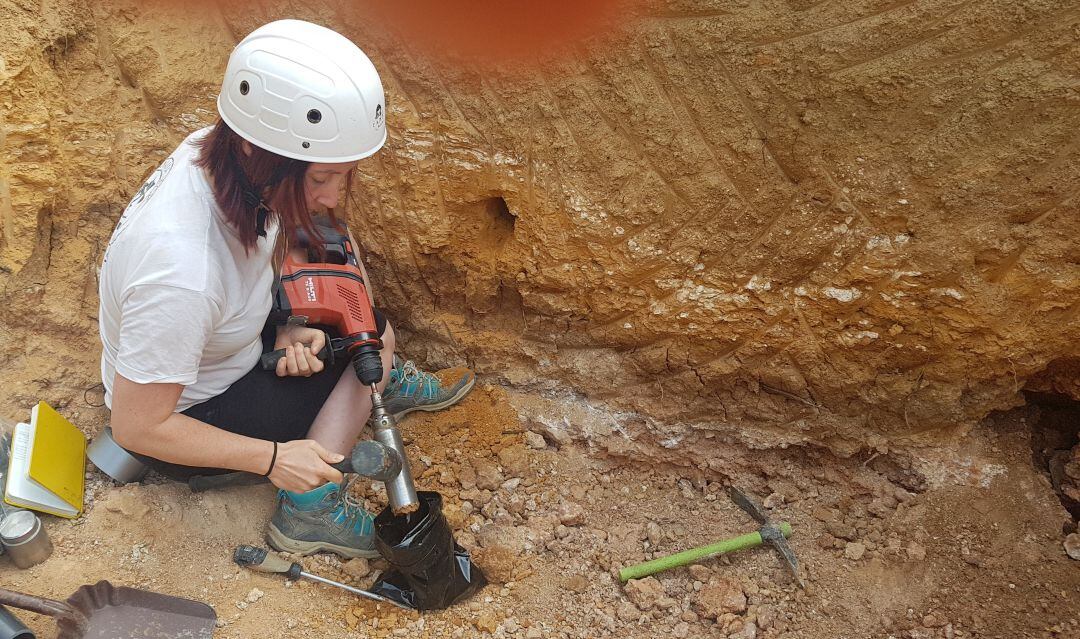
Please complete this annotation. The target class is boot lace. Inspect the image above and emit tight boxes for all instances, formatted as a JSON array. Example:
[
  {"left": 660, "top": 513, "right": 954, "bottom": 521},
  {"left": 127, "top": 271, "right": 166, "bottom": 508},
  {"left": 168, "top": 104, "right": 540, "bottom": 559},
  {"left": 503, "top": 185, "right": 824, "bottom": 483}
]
[
  {"left": 331, "top": 476, "right": 373, "bottom": 535},
  {"left": 398, "top": 360, "right": 438, "bottom": 397}
]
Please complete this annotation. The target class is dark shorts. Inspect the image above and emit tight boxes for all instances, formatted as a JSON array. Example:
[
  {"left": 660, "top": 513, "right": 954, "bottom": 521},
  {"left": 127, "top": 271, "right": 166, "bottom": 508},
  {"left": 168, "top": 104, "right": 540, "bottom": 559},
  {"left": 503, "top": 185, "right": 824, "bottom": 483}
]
[{"left": 134, "top": 309, "right": 387, "bottom": 480}]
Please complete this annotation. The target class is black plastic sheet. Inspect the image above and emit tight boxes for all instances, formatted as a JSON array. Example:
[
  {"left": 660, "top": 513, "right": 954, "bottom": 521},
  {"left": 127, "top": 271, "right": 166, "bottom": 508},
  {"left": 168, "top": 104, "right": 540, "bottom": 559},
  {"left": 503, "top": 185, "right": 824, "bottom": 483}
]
[{"left": 371, "top": 491, "right": 486, "bottom": 610}]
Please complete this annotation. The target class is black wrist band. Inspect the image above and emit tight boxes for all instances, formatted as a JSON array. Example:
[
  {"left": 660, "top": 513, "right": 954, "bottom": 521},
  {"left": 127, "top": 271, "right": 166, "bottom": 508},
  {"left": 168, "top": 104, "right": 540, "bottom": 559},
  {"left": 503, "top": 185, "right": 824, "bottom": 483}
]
[{"left": 263, "top": 441, "right": 278, "bottom": 477}]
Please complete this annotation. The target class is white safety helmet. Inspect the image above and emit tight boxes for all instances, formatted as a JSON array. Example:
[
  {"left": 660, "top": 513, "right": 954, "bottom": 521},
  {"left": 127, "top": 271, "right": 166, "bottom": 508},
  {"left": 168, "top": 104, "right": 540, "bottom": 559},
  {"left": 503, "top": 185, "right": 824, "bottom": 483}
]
[{"left": 217, "top": 19, "right": 386, "bottom": 163}]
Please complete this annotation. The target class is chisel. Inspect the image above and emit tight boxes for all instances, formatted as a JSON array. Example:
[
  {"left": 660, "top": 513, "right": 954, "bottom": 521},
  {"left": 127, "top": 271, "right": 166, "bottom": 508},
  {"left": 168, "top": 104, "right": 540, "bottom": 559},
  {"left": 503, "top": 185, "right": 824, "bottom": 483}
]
[{"left": 233, "top": 545, "right": 413, "bottom": 610}]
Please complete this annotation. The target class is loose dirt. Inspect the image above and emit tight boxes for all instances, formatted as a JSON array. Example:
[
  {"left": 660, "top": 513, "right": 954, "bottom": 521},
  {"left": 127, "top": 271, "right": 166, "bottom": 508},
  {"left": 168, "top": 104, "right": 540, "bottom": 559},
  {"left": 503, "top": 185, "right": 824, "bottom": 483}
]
[{"left": 3, "top": 390, "right": 1076, "bottom": 638}]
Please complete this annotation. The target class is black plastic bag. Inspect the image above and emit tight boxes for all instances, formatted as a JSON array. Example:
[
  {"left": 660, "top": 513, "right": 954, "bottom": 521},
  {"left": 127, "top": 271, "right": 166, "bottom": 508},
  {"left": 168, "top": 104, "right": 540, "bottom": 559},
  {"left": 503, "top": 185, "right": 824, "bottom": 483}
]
[{"left": 371, "top": 491, "right": 486, "bottom": 610}]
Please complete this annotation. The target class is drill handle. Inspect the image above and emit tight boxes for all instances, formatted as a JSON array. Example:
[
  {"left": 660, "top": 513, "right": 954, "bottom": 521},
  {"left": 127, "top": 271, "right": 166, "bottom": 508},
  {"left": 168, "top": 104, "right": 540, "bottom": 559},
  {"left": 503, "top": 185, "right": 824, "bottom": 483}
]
[
  {"left": 233, "top": 545, "right": 303, "bottom": 580},
  {"left": 259, "top": 330, "right": 335, "bottom": 371}
]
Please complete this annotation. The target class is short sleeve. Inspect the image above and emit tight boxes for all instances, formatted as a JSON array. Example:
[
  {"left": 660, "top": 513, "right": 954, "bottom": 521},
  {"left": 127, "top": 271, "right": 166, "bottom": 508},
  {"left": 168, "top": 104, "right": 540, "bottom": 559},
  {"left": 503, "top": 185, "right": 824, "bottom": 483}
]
[{"left": 115, "top": 284, "right": 220, "bottom": 386}]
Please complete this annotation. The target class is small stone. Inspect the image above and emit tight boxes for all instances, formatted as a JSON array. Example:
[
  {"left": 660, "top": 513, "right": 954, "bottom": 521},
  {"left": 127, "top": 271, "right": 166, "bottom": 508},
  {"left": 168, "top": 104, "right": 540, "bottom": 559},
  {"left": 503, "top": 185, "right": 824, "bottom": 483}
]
[
  {"left": 458, "top": 464, "right": 478, "bottom": 490},
  {"left": 811, "top": 506, "right": 835, "bottom": 522},
  {"left": 687, "top": 564, "right": 711, "bottom": 581},
  {"left": 624, "top": 576, "right": 665, "bottom": 610},
  {"left": 527, "top": 419, "right": 572, "bottom": 449},
  {"left": 646, "top": 521, "right": 663, "bottom": 546},
  {"left": 613, "top": 601, "right": 637, "bottom": 621},
  {"left": 525, "top": 627, "right": 543, "bottom": 639},
  {"left": 693, "top": 577, "right": 747, "bottom": 618},
  {"left": 672, "top": 621, "right": 690, "bottom": 638},
  {"left": 475, "top": 544, "right": 518, "bottom": 584},
  {"left": 342, "top": 558, "right": 370, "bottom": 579},
  {"left": 906, "top": 541, "right": 927, "bottom": 561},
  {"left": 845, "top": 542, "right": 866, "bottom": 561},
  {"left": 557, "top": 502, "right": 586, "bottom": 527},
  {"left": 763, "top": 493, "right": 784, "bottom": 509},
  {"left": 524, "top": 432, "right": 547, "bottom": 449},
  {"left": 475, "top": 611, "right": 500, "bottom": 633},
  {"left": 472, "top": 459, "right": 504, "bottom": 491},
  {"left": 245, "top": 588, "right": 264, "bottom": 603},
  {"left": 1064, "top": 533, "right": 1080, "bottom": 560},
  {"left": 497, "top": 446, "right": 529, "bottom": 477},
  {"left": 563, "top": 574, "right": 589, "bottom": 593},
  {"left": 827, "top": 521, "right": 857, "bottom": 541},
  {"left": 756, "top": 604, "right": 776, "bottom": 629}
]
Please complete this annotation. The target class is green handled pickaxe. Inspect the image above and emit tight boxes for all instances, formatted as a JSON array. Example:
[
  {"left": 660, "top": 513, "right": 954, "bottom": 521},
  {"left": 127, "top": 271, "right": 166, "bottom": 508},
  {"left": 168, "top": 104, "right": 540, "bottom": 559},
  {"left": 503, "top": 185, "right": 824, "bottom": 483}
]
[{"left": 618, "top": 487, "right": 804, "bottom": 588}]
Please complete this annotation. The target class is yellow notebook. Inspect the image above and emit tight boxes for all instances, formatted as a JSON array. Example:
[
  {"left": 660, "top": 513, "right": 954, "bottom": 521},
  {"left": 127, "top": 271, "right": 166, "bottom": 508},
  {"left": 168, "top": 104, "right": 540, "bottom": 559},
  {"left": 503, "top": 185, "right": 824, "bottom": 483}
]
[{"left": 4, "top": 402, "right": 85, "bottom": 518}]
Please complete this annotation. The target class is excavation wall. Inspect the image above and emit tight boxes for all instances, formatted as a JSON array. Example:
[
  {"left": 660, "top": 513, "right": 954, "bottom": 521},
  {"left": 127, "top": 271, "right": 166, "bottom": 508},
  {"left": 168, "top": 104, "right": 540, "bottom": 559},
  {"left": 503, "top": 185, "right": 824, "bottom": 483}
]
[{"left": 2, "top": 0, "right": 1078, "bottom": 454}]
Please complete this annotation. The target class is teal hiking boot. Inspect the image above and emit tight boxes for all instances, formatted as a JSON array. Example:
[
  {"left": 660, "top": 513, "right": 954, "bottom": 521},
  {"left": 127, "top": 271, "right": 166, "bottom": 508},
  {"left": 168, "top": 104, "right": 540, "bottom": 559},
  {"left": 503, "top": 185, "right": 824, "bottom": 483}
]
[
  {"left": 380, "top": 356, "right": 476, "bottom": 420},
  {"left": 267, "top": 482, "right": 380, "bottom": 559}
]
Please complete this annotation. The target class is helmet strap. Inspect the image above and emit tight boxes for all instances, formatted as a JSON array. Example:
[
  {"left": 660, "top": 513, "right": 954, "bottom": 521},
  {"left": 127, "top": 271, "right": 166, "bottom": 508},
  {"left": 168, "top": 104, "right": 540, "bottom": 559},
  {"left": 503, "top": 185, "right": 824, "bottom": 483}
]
[{"left": 231, "top": 152, "right": 274, "bottom": 238}]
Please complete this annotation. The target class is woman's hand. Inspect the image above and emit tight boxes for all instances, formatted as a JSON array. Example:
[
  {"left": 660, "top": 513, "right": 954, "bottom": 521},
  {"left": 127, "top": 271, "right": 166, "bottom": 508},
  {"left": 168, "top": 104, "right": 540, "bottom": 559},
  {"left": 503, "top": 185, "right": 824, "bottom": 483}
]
[
  {"left": 274, "top": 325, "right": 327, "bottom": 377},
  {"left": 267, "top": 439, "right": 345, "bottom": 492}
]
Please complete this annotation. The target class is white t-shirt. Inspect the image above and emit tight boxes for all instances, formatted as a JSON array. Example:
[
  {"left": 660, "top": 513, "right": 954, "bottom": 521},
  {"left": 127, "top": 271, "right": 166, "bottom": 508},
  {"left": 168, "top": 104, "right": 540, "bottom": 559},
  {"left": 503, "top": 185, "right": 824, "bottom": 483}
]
[{"left": 99, "top": 128, "right": 279, "bottom": 411}]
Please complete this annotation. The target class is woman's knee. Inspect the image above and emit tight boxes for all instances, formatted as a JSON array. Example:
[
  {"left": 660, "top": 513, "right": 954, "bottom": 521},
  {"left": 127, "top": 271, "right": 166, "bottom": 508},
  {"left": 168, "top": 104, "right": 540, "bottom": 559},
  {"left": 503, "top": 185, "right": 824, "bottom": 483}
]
[{"left": 382, "top": 321, "right": 396, "bottom": 353}]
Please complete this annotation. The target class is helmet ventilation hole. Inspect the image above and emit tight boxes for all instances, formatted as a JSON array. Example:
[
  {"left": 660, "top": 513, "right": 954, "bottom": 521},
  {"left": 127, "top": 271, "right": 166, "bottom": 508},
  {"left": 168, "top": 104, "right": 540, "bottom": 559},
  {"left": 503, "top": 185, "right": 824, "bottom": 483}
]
[
  {"left": 239, "top": 80, "right": 250, "bottom": 95},
  {"left": 302, "top": 141, "right": 311, "bottom": 149},
  {"left": 306, "top": 109, "right": 322, "bottom": 124}
]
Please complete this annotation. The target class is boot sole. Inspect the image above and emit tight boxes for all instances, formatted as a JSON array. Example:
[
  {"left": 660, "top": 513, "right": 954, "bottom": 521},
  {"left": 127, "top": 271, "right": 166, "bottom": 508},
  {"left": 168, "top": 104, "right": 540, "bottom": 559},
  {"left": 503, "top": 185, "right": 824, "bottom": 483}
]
[
  {"left": 390, "top": 375, "right": 476, "bottom": 420},
  {"left": 267, "top": 523, "right": 381, "bottom": 559}
]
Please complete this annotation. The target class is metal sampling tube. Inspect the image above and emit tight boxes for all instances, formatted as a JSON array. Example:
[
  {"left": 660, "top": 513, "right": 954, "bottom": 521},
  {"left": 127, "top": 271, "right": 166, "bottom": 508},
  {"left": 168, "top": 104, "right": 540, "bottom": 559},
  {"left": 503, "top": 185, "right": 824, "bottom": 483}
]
[{"left": 370, "top": 385, "right": 419, "bottom": 514}]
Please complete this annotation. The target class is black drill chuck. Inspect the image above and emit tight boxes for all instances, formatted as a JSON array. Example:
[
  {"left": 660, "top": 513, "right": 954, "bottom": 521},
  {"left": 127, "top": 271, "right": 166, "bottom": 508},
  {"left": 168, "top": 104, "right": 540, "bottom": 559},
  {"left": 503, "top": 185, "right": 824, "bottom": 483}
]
[{"left": 351, "top": 346, "right": 384, "bottom": 386}]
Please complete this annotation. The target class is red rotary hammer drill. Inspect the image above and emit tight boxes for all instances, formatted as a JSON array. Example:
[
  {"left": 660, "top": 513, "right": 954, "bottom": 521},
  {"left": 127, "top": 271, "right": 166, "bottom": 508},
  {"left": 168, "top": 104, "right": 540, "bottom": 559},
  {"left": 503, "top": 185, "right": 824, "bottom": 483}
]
[{"left": 260, "top": 223, "right": 419, "bottom": 514}]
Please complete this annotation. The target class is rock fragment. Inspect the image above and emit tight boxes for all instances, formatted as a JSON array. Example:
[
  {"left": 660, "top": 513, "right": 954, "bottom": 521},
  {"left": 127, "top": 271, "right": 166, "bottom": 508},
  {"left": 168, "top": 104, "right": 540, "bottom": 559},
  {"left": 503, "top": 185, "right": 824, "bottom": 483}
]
[
  {"left": 475, "top": 544, "right": 518, "bottom": 584},
  {"left": 693, "top": 578, "right": 747, "bottom": 618},
  {"left": 562, "top": 574, "right": 589, "bottom": 593},
  {"left": 497, "top": 446, "right": 529, "bottom": 477},
  {"left": 474, "top": 611, "right": 499, "bottom": 633},
  {"left": 844, "top": 542, "right": 866, "bottom": 561},
  {"left": 1065, "top": 533, "right": 1080, "bottom": 560},
  {"left": 472, "top": 459, "right": 504, "bottom": 491},
  {"left": 624, "top": 576, "right": 665, "bottom": 610},
  {"left": 645, "top": 521, "right": 663, "bottom": 546},
  {"left": 341, "top": 558, "right": 370, "bottom": 579},
  {"left": 616, "top": 601, "right": 639, "bottom": 621},
  {"left": 557, "top": 502, "right": 586, "bottom": 527},
  {"left": 526, "top": 418, "right": 572, "bottom": 449},
  {"left": 687, "top": 564, "right": 711, "bottom": 581},
  {"left": 524, "top": 432, "right": 547, "bottom": 449}
]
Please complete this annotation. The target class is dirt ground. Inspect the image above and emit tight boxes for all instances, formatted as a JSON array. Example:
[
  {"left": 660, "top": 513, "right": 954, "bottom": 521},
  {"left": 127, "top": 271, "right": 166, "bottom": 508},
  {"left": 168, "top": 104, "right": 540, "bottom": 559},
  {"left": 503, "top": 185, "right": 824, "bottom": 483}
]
[
  {"left": 1, "top": 1, "right": 1079, "bottom": 636},
  {"left": 3, "top": 386, "right": 1077, "bottom": 638}
]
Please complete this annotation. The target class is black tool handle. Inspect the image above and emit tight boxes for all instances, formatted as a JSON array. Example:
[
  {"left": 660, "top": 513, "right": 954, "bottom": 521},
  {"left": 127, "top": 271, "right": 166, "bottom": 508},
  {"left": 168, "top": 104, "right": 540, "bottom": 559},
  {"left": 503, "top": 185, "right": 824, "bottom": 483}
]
[
  {"left": 233, "top": 545, "right": 303, "bottom": 580},
  {"left": 260, "top": 331, "right": 334, "bottom": 370},
  {"left": 329, "top": 440, "right": 403, "bottom": 481}
]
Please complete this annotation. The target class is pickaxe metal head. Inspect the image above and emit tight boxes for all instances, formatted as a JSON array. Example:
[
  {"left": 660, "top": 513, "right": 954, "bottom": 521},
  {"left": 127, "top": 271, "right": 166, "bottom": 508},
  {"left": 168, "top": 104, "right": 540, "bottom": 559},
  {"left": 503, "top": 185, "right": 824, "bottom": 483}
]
[{"left": 729, "top": 486, "right": 805, "bottom": 588}]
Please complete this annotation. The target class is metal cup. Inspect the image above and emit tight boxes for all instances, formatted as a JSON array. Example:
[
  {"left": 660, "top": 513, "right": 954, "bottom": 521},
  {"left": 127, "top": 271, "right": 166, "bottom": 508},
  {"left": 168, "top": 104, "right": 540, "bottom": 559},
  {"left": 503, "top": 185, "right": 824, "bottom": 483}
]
[
  {"left": 87, "top": 427, "right": 148, "bottom": 483},
  {"left": 0, "top": 510, "right": 52, "bottom": 569}
]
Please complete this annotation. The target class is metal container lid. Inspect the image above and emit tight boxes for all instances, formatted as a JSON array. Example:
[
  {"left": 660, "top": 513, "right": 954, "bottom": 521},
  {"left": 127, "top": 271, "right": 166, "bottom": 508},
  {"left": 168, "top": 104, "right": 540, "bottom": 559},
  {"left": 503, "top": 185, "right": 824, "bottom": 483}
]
[{"left": 0, "top": 510, "right": 37, "bottom": 541}]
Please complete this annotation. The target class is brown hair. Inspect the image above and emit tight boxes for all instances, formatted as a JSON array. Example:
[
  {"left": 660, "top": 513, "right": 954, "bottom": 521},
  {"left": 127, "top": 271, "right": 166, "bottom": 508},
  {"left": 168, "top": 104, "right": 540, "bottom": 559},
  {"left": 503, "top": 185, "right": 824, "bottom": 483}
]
[{"left": 194, "top": 119, "right": 343, "bottom": 253}]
